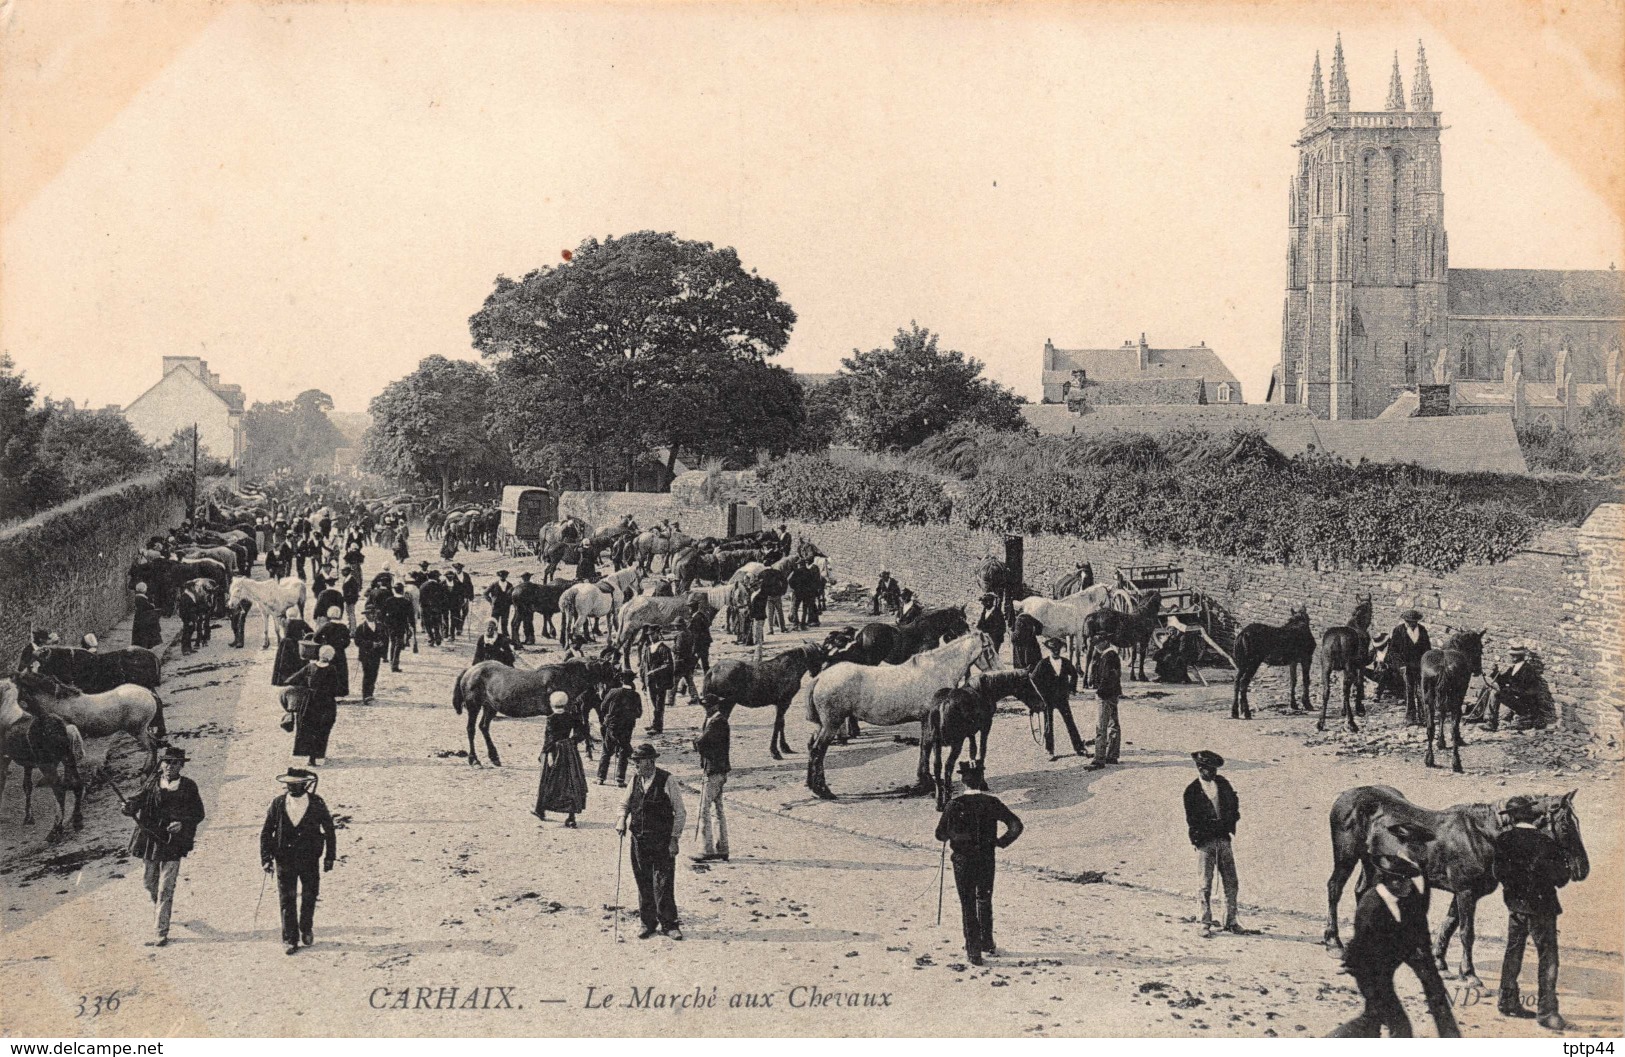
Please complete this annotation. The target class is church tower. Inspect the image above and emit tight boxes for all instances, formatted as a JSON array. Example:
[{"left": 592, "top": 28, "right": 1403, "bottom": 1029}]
[{"left": 1279, "top": 38, "right": 1449, "bottom": 418}]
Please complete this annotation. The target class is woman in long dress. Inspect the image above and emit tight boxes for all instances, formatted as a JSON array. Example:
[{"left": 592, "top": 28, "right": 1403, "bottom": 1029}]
[
  {"left": 533, "top": 692, "right": 588, "bottom": 827},
  {"left": 131, "top": 583, "right": 164, "bottom": 650},
  {"left": 312, "top": 607, "right": 352, "bottom": 698},
  {"left": 284, "top": 644, "right": 341, "bottom": 765},
  {"left": 272, "top": 607, "right": 314, "bottom": 686}
]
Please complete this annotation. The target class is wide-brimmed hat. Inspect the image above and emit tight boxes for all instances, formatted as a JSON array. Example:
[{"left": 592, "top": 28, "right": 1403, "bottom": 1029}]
[
  {"left": 1509, "top": 645, "right": 1529, "bottom": 658},
  {"left": 1503, "top": 795, "right": 1540, "bottom": 822},
  {"left": 980, "top": 593, "right": 997, "bottom": 604},
  {"left": 497, "top": 569, "right": 510, "bottom": 577},
  {"left": 159, "top": 745, "right": 189, "bottom": 764},
  {"left": 1372, "top": 854, "right": 1422, "bottom": 880},
  {"left": 276, "top": 767, "right": 316, "bottom": 785},
  {"left": 631, "top": 743, "right": 659, "bottom": 761},
  {"left": 1044, "top": 637, "right": 1066, "bottom": 651},
  {"left": 418, "top": 560, "right": 430, "bottom": 569},
  {"left": 1401, "top": 609, "right": 1423, "bottom": 622},
  {"left": 1192, "top": 750, "right": 1224, "bottom": 769},
  {"left": 519, "top": 571, "right": 533, "bottom": 580},
  {"left": 453, "top": 562, "right": 465, "bottom": 570}
]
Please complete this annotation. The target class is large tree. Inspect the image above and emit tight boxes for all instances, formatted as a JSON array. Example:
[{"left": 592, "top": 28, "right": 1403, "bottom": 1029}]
[
  {"left": 363, "top": 356, "right": 509, "bottom": 505},
  {"left": 37, "top": 401, "right": 156, "bottom": 497},
  {"left": 243, "top": 389, "right": 348, "bottom": 480},
  {"left": 829, "top": 322, "right": 1026, "bottom": 452},
  {"left": 469, "top": 231, "right": 801, "bottom": 487},
  {"left": 0, "top": 355, "right": 62, "bottom": 519}
]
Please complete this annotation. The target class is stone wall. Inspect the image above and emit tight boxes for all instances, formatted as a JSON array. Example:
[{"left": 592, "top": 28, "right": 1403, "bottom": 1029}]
[
  {"left": 557, "top": 490, "right": 731, "bottom": 539},
  {"left": 551, "top": 491, "right": 1624, "bottom": 756}
]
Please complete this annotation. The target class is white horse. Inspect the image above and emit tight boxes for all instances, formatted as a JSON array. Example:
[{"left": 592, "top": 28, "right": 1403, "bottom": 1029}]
[
  {"left": 228, "top": 575, "right": 309, "bottom": 648},
  {"left": 600, "top": 566, "right": 644, "bottom": 601},
  {"left": 616, "top": 593, "right": 708, "bottom": 651},
  {"left": 802, "top": 632, "right": 999, "bottom": 799},
  {"left": 559, "top": 582, "right": 622, "bottom": 643},
  {"left": 1062, "top": 583, "right": 1135, "bottom": 613},
  {"left": 11, "top": 669, "right": 164, "bottom": 773}
]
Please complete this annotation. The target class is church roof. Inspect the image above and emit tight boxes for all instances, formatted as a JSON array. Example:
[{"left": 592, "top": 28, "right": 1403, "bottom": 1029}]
[{"left": 1447, "top": 268, "right": 1625, "bottom": 318}]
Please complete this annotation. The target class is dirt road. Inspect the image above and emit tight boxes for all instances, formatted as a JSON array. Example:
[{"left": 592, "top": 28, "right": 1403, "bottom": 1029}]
[{"left": 3, "top": 537, "right": 1619, "bottom": 1037}]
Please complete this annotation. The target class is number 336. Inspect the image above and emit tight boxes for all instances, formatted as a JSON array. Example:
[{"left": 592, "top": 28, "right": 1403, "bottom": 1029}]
[{"left": 76, "top": 992, "right": 120, "bottom": 1017}]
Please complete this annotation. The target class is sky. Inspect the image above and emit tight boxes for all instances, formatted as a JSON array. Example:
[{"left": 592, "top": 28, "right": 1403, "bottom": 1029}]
[{"left": 3, "top": 3, "right": 1622, "bottom": 416}]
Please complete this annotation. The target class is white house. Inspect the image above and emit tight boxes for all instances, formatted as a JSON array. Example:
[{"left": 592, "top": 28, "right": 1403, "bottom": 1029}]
[{"left": 121, "top": 356, "right": 246, "bottom": 467}]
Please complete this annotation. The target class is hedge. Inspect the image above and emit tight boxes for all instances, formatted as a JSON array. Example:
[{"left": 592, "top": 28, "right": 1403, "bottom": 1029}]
[
  {"left": 758, "top": 455, "right": 950, "bottom": 528},
  {"left": 0, "top": 470, "right": 191, "bottom": 667}
]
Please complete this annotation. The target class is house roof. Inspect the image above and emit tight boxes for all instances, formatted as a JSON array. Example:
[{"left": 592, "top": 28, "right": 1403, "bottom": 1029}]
[
  {"left": 1044, "top": 343, "right": 1241, "bottom": 387},
  {"left": 124, "top": 363, "right": 232, "bottom": 417},
  {"left": 1023, "top": 402, "right": 1311, "bottom": 436},
  {"left": 1447, "top": 268, "right": 1625, "bottom": 318}
]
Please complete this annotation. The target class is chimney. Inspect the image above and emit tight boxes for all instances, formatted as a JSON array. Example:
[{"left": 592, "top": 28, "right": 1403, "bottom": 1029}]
[{"left": 1137, "top": 333, "right": 1149, "bottom": 370}]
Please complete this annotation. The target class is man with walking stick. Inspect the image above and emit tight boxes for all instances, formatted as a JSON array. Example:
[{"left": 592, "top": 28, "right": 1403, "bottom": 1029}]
[
  {"left": 934, "top": 787, "right": 1023, "bottom": 966},
  {"left": 120, "top": 746, "right": 206, "bottom": 948},
  {"left": 615, "top": 744, "right": 687, "bottom": 941}
]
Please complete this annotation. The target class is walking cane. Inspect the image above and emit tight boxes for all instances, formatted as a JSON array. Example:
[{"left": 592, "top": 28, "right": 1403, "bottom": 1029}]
[
  {"left": 253, "top": 867, "right": 270, "bottom": 929},
  {"left": 613, "top": 828, "right": 626, "bottom": 943},
  {"left": 936, "top": 839, "right": 947, "bottom": 927}
]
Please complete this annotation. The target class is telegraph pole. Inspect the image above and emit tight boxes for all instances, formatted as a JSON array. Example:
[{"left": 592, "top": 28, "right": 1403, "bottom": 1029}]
[{"left": 190, "top": 422, "right": 199, "bottom": 519}]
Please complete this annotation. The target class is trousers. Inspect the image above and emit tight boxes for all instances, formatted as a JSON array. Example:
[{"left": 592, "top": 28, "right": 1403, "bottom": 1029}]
[
  {"left": 629, "top": 837, "right": 679, "bottom": 932},
  {"left": 951, "top": 848, "right": 996, "bottom": 955},
  {"left": 598, "top": 723, "right": 634, "bottom": 784},
  {"left": 388, "top": 628, "right": 408, "bottom": 669},
  {"left": 1093, "top": 695, "right": 1121, "bottom": 764},
  {"left": 359, "top": 654, "right": 381, "bottom": 699},
  {"left": 1500, "top": 910, "right": 1560, "bottom": 1016},
  {"left": 699, "top": 772, "right": 729, "bottom": 856},
  {"left": 142, "top": 857, "right": 181, "bottom": 939},
  {"left": 1198, "top": 837, "right": 1239, "bottom": 926},
  {"left": 1401, "top": 665, "right": 1423, "bottom": 723},
  {"left": 514, "top": 611, "right": 535, "bottom": 644},
  {"left": 1043, "top": 700, "right": 1086, "bottom": 755},
  {"left": 275, "top": 861, "right": 321, "bottom": 944},
  {"left": 1328, "top": 969, "right": 1412, "bottom": 1037}
]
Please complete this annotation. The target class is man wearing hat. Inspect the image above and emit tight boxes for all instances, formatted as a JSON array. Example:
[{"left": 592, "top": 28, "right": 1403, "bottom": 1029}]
[
  {"left": 1086, "top": 639, "right": 1123, "bottom": 770},
  {"left": 1386, "top": 609, "right": 1432, "bottom": 725},
  {"left": 1484, "top": 645, "right": 1545, "bottom": 731},
  {"left": 18, "top": 628, "right": 57, "bottom": 672},
  {"left": 353, "top": 605, "right": 389, "bottom": 704},
  {"left": 597, "top": 671, "right": 643, "bottom": 787},
  {"left": 484, "top": 570, "right": 514, "bottom": 638},
  {"left": 691, "top": 694, "right": 732, "bottom": 863},
  {"left": 1493, "top": 795, "right": 1571, "bottom": 1030},
  {"left": 419, "top": 571, "right": 449, "bottom": 647},
  {"left": 896, "top": 588, "right": 923, "bottom": 625},
  {"left": 935, "top": 785, "right": 1023, "bottom": 966},
  {"left": 644, "top": 633, "right": 676, "bottom": 735},
  {"left": 615, "top": 744, "right": 687, "bottom": 940},
  {"left": 131, "top": 582, "right": 164, "bottom": 650},
  {"left": 511, "top": 571, "right": 543, "bottom": 648},
  {"left": 451, "top": 562, "right": 475, "bottom": 631},
  {"left": 1329, "top": 851, "right": 1462, "bottom": 1038},
  {"left": 871, "top": 571, "right": 898, "bottom": 617},
  {"left": 975, "top": 593, "right": 1006, "bottom": 654},
  {"left": 260, "top": 769, "right": 338, "bottom": 955},
  {"left": 384, "top": 582, "right": 415, "bottom": 669},
  {"left": 123, "top": 746, "right": 206, "bottom": 947},
  {"left": 1026, "top": 637, "right": 1087, "bottom": 758},
  {"left": 1182, "top": 751, "right": 1251, "bottom": 935}
]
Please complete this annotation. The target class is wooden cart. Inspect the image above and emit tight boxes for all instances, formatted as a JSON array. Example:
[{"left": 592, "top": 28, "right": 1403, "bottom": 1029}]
[{"left": 497, "top": 485, "right": 556, "bottom": 558}]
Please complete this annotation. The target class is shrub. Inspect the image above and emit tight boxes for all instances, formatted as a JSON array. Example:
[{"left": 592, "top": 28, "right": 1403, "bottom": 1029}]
[{"left": 758, "top": 455, "right": 949, "bottom": 528}]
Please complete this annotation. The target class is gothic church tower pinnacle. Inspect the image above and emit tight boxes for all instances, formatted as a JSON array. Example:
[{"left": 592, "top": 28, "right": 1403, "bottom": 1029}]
[
  {"left": 1411, "top": 40, "right": 1434, "bottom": 111},
  {"left": 1385, "top": 52, "right": 1407, "bottom": 110},
  {"left": 1305, "top": 52, "right": 1325, "bottom": 122},
  {"left": 1328, "top": 33, "right": 1350, "bottom": 112}
]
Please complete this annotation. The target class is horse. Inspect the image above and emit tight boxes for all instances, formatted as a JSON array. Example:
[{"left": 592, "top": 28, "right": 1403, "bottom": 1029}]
[
  {"left": 1230, "top": 605, "right": 1314, "bottom": 719},
  {"left": 1050, "top": 562, "right": 1095, "bottom": 599},
  {"left": 31, "top": 645, "right": 160, "bottom": 694},
  {"left": 178, "top": 544, "right": 241, "bottom": 575},
  {"left": 538, "top": 517, "right": 591, "bottom": 581},
  {"left": 1061, "top": 583, "right": 1135, "bottom": 614},
  {"left": 227, "top": 575, "right": 309, "bottom": 648},
  {"left": 634, "top": 527, "right": 693, "bottom": 574},
  {"left": 129, "top": 555, "right": 230, "bottom": 616},
  {"left": 559, "top": 581, "right": 622, "bottom": 644},
  {"left": 616, "top": 594, "right": 709, "bottom": 653},
  {"left": 1325, "top": 785, "right": 1589, "bottom": 988},
  {"left": 451, "top": 657, "right": 619, "bottom": 766},
  {"left": 801, "top": 632, "right": 999, "bottom": 800},
  {"left": 12, "top": 669, "right": 165, "bottom": 774},
  {"left": 826, "top": 608, "right": 972, "bottom": 668},
  {"left": 1420, "top": 629, "right": 1484, "bottom": 773},
  {"left": 1317, "top": 595, "right": 1373, "bottom": 733},
  {"left": 920, "top": 667, "right": 1047, "bottom": 810},
  {"left": 1077, "top": 588, "right": 1163, "bottom": 681},
  {"left": 177, "top": 578, "right": 216, "bottom": 654},
  {"left": 0, "top": 681, "right": 86, "bottom": 841},
  {"left": 706, "top": 644, "right": 825, "bottom": 759}
]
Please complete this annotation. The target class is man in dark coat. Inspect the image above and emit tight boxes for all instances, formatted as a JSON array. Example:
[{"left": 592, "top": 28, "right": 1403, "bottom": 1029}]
[
  {"left": 871, "top": 571, "right": 899, "bottom": 616},
  {"left": 644, "top": 634, "right": 675, "bottom": 734},
  {"left": 341, "top": 566, "right": 363, "bottom": 630},
  {"left": 759, "top": 564, "right": 788, "bottom": 633},
  {"left": 1086, "top": 640, "right": 1122, "bottom": 769},
  {"left": 975, "top": 593, "right": 1006, "bottom": 653},
  {"left": 353, "top": 606, "right": 389, "bottom": 703},
  {"left": 295, "top": 535, "right": 318, "bottom": 580},
  {"left": 691, "top": 695, "right": 731, "bottom": 862},
  {"left": 1386, "top": 609, "right": 1432, "bottom": 724},
  {"left": 788, "top": 562, "right": 821, "bottom": 630},
  {"left": 19, "top": 628, "right": 57, "bottom": 671},
  {"left": 1494, "top": 795, "right": 1571, "bottom": 1031},
  {"left": 935, "top": 787, "right": 1023, "bottom": 966},
  {"left": 1183, "top": 750, "right": 1253, "bottom": 935},
  {"left": 419, "top": 573, "right": 449, "bottom": 647},
  {"left": 511, "top": 571, "right": 543, "bottom": 647},
  {"left": 484, "top": 570, "right": 514, "bottom": 638},
  {"left": 1485, "top": 645, "right": 1545, "bottom": 731},
  {"left": 616, "top": 744, "right": 687, "bottom": 940},
  {"left": 574, "top": 544, "right": 599, "bottom": 584},
  {"left": 473, "top": 617, "right": 516, "bottom": 667},
  {"left": 597, "top": 672, "right": 642, "bottom": 786},
  {"left": 384, "top": 583, "right": 414, "bottom": 670},
  {"left": 1328, "top": 852, "right": 1462, "bottom": 1038},
  {"left": 124, "top": 746, "right": 206, "bottom": 947},
  {"left": 259, "top": 768, "right": 337, "bottom": 956},
  {"left": 450, "top": 562, "right": 474, "bottom": 640},
  {"left": 1027, "top": 638, "right": 1086, "bottom": 758},
  {"left": 131, "top": 583, "right": 164, "bottom": 650}
]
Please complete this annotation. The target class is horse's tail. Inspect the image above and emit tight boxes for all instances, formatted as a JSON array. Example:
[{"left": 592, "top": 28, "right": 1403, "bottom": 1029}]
[
  {"left": 452, "top": 670, "right": 466, "bottom": 715},
  {"left": 64, "top": 722, "right": 86, "bottom": 765},
  {"left": 800, "top": 679, "right": 819, "bottom": 725},
  {"left": 149, "top": 691, "right": 168, "bottom": 738}
]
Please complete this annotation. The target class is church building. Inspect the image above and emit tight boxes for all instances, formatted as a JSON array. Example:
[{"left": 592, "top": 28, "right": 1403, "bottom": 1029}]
[{"left": 1274, "top": 37, "right": 1624, "bottom": 422}]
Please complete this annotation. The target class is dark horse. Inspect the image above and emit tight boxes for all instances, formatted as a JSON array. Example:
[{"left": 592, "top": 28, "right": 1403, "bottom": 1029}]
[
  {"left": 1, "top": 681, "right": 86, "bottom": 841},
  {"left": 1080, "top": 589, "right": 1162, "bottom": 682},
  {"left": 1420, "top": 629, "right": 1484, "bottom": 773},
  {"left": 451, "top": 658, "right": 618, "bottom": 766},
  {"left": 1231, "top": 605, "right": 1314, "bottom": 719},
  {"left": 705, "top": 644, "right": 825, "bottom": 760},
  {"left": 1317, "top": 595, "right": 1373, "bottom": 733},
  {"left": 922, "top": 669, "right": 1047, "bottom": 810},
  {"left": 129, "top": 554, "right": 230, "bottom": 616},
  {"left": 32, "top": 645, "right": 161, "bottom": 694},
  {"left": 827, "top": 608, "right": 971, "bottom": 667},
  {"left": 1326, "top": 785, "right": 1589, "bottom": 988}
]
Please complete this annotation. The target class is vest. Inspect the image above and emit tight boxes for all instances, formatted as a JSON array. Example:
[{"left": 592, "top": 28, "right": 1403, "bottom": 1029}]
[{"left": 628, "top": 768, "right": 675, "bottom": 845}]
